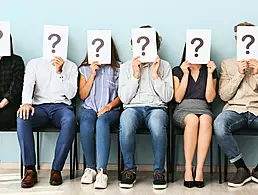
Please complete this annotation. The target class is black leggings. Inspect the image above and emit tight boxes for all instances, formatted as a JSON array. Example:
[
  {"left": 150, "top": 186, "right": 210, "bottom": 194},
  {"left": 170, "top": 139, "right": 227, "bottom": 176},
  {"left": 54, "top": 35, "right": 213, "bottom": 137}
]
[{"left": 0, "top": 105, "right": 18, "bottom": 130}]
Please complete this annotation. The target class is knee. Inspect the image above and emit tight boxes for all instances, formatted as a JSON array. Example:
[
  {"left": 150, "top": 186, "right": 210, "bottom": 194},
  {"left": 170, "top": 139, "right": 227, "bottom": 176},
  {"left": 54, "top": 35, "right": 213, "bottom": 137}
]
[
  {"left": 96, "top": 116, "right": 110, "bottom": 131},
  {"left": 199, "top": 115, "right": 212, "bottom": 128},
  {"left": 184, "top": 114, "right": 199, "bottom": 127},
  {"left": 214, "top": 114, "right": 229, "bottom": 138},
  {"left": 149, "top": 120, "right": 167, "bottom": 138},
  {"left": 120, "top": 108, "right": 138, "bottom": 130}
]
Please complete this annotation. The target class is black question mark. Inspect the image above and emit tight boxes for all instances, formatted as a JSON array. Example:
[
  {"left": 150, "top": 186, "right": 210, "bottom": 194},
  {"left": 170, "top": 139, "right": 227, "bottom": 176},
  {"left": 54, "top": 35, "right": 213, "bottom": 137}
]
[
  {"left": 92, "top": 38, "right": 105, "bottom": 57},
  {"left": 191, "top": 38, "right": 204, "bottom": 57},
  {"left": 137, "top": 36, "right": 150, "bottom": 56},
  {"left": 48, "top": 34, "right": 61, "bottom": 53},
  {"left": 0, "top": 30, "right": 3, "bottom": 40},
  {"left": 242, "top": 35, "right": 255, "bottom": 55}
]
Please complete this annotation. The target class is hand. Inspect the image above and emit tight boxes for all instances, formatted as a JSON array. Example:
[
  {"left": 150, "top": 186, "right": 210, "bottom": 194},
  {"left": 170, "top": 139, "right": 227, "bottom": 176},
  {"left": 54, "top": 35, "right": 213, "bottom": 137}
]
[
  {"left": 52, "top": 56, "right": 65, "bottom": 74},
  {"left": 180, "top": 61, "right": 190, "bottom": 75},
  {"left": 248, "top": 58, "right": 258, "bottom": 75},
  {"left": 17, "top": 104, "right": 35, "bottom": 120},
  {"left": 151, "top": 56, "right": 161, "bottom": 80},
  {"left": 0, "top": 98, "right": 9, "bottom": 109},
  {"left": 132, "top": 56, "right": 141, "bottom": 79},
  {"left": 97, "top": 104, "right": 112, "bottom": 117},
  {"left": 90, "top": 61, "right": 100, "bottom": 77},
  {"left": 207, "top": 61, "right": 217, "bottom": 74},
  {"left": 237, "top": 60, "right": 248, "bottom": 74}
]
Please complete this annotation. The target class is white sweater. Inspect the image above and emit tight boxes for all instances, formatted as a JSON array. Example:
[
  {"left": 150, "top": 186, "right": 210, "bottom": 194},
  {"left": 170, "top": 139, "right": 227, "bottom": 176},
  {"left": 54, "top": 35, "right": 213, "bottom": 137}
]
[{"left": 22, "top": 57, "right": 78, "bottom": 105}]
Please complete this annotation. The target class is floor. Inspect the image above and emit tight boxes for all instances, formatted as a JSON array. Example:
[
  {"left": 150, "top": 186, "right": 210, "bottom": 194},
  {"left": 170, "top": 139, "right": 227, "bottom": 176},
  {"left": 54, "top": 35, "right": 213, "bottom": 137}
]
[{"left": 0, "top": 170, "right": 257, "bottom": 195}]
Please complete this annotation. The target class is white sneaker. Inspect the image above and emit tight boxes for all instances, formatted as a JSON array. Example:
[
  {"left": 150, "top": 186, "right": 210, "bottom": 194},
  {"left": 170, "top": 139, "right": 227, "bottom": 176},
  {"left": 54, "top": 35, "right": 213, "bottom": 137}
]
[
  {"left": 94, "top": 169, "right": 108, "bottom": 189},
  {"left": 81, "top": 168, "right": 97, "bottom": 184}
]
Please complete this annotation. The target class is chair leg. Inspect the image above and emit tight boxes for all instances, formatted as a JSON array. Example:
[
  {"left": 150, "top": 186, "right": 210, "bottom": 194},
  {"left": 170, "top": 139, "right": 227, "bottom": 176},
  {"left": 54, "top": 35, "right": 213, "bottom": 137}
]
[
  {"left": 166, "top": 130, "right": 170, "bottom": 183},
  {"left": 224, "top": 154, "right": 228, "bottom": 182},
  {"left": 75, "top": 134, "right": 79, "bottom": 171},
  {"left": 210, "top": 136, "right": 213, "bottom": 175},
  {"left": 83, "top": 155, "right": 86, "bottom": 171},
  {"left": 171, "top": 135, "right": 176, "bottom": 182},
  {"left": 70, "top": 146, "right": 73, "bottom": 179},
  {"left": 118, "top": 134, "right": 121, "bottom": 181},
  {"left": 73, "top": 135, "right": 77, "bottom": 179},
  {"left": 20, "top": 154, "right": 23, "bottom": 179},
  {"left": 36, "top": 132, "right": 40, "bottom": 170},
  {"left": 218, "top": 145, "right": 222, "bottom": 184}
]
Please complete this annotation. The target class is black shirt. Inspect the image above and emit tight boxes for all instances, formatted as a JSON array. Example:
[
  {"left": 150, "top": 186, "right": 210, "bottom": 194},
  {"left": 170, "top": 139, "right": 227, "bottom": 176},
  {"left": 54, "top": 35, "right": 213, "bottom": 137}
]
[
  {"left": 172, "top": 65, "right": 217, "bottom": 100},
  {"left": 0, "top": 55, "right": 25, "bottom": 106}
]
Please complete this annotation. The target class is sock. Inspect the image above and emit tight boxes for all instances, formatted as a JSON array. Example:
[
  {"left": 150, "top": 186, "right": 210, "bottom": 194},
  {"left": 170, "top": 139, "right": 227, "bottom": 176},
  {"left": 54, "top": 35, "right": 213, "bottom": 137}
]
[
  {"left": 25, "top": 165, "right": 36, "bottom": 172},
  {"left": 234, "top": 158, "right": 249, "bottom": 171},
  {"left": 254, "top": 164, "right": 258, "bottom": 172}
]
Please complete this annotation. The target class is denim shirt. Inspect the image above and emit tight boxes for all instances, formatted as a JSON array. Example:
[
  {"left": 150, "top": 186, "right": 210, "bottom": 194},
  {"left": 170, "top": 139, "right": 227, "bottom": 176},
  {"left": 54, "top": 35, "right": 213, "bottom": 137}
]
[{"left": 79, "top": 65, "right": 119, "bottom": 112}]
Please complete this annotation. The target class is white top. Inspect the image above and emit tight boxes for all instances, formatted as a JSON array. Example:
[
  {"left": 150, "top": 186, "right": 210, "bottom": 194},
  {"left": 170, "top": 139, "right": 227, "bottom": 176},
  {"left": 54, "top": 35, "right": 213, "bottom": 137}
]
[{"left": 22, "top": 57, "right": 78, "bottom": 105}]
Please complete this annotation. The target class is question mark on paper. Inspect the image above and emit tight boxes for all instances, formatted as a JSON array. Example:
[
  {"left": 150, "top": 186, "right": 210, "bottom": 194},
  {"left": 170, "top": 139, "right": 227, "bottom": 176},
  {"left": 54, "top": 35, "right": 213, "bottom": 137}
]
[
  {"left": 137, "top": 36, "right": 150, "bottom": 56},
  {"left": 92, "top": 38, "right": 104, "bottom": 57},
  {"left": 191, "top": 38, "right": 204, "bottom": 57},
  {"left": 0, "top": 30, "right": 3, "bottom": 40},
  {"left": 242, "top": 35, "right": 255, "bottom": 55},
  {"left": 48, "top": 34, "right": 61, "bottom": 53}
]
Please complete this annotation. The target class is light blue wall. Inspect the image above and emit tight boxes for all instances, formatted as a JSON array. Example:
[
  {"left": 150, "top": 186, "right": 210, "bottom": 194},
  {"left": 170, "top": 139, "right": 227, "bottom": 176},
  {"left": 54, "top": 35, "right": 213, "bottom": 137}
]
[{"left": 1, "top": 0, "right": 258, "bottom": 166}]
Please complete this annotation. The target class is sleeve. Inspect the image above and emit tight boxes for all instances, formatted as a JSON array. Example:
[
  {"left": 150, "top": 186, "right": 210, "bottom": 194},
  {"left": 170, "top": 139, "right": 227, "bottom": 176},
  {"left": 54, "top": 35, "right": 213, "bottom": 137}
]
[
  {"left": 152, "top": 62, "right": 174, "bottom": 103},
  {"left": 22, "top": 60, "right": 36, "bottom": 105},
  {"left": 218, "top": 61, "right": 245, "bottom": 102},
  {"left": 118, "top": 62, "right": 140, "bottom": 104},
  {"left": 4, "top": 56, "right": 25, "bottom": 104},
  {"left": 57, "top": 62, "right": 78, "bottom": 100},
  {"left": 172, "top": 66, "right": 183, "bottom": 81},
  {"left": 212, "top": 69, "right": 218, "bottom": 79},
  {"left": 249, "top": 74, "right": 258, "bottom": 92}
]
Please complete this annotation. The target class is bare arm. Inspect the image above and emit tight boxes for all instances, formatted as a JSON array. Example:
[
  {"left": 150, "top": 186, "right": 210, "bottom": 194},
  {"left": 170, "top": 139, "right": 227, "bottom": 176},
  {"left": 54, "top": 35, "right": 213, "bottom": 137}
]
[
  {"left": 205, "top": 75, "right": 217, "bottom": 103},
  {"left": 79, "top": 74, "right": 95, "bottom": 100}
]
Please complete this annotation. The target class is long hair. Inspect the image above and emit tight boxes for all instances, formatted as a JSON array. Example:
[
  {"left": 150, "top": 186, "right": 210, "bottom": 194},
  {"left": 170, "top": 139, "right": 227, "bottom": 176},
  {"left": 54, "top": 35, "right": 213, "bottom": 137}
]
[
  {"left": 80, "top": 37, "right": 120, "bottom": 69},
  {"left": 10, "top": 35, "right": 14, "bottom": 55},
  {"left": 180, "top": 44, "right": 186, "bottom": 65}
]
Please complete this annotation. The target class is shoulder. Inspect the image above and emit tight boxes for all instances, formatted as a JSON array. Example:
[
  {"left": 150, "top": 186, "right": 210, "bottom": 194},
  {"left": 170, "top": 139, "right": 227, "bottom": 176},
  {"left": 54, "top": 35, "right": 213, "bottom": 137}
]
[
  {"left": 221, "top": 57, "right": 237, "bottom": 67},
  {"left": 120, "top": 60, "right": 132, "bottom": 71},
  {"left": 160, "top": 59, "right": 171, "bottom": 69},
  {"left": 11, "top": 54, "right": 24, "bottom": 62},
  {"left": 65, "top": 59, "right": 78, "bottom": 69},
  {"left": 26, "top": 57, "right": 42, "bottom": 67},
  {"left": 172, "top": 66, "right": 182, "bottom": 74}
]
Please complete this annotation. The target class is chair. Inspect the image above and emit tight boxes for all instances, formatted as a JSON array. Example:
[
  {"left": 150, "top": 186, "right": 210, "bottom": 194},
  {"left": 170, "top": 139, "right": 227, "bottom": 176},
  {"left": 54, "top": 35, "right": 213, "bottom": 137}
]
[
  {"left": 21, "top": 126, "right": 75, "bottom": 179},
  {"left": 170, "top": 101, "right": 214, "bottom": 183},
  {"left": 119, "top": 103, "right": 172, "bottom": 182},
  {"left": 218, "top": 128, "right": 258, "bottom": 182}
]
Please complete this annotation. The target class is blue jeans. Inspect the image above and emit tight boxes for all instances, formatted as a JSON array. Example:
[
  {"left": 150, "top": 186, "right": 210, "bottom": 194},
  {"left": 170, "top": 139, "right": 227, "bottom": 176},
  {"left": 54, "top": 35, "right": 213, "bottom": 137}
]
[
  {"left": 79, "top": 108, "right": 120, "bottom": 171},
  {"left": 120, "top": 107, "right": 168, "bottom": 173},
  {"left": 17, "top": 103, "right": 77, "bottom": 171},
  {"left": 214, "top": 110, "right": 258, "bottom": 163}
]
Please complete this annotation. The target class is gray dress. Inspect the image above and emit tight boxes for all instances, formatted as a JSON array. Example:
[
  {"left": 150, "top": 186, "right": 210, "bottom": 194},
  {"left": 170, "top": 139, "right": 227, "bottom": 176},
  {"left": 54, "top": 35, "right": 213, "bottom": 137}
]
[{"left": 172, "top": 65, "right": 217, "bottom": 128}]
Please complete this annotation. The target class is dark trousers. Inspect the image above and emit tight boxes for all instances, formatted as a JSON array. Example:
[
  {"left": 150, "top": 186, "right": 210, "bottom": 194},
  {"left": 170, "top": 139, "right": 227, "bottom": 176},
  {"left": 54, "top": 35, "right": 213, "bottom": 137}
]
[{"left": 0, "top": 105, "right": 18, "bottom": 130}]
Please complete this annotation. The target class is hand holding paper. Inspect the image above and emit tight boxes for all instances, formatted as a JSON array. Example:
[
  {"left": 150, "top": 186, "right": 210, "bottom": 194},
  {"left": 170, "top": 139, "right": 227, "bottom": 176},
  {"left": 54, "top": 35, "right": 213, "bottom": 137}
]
[{"left": 132, "top": 56, "right": 141, "bottom": 79}]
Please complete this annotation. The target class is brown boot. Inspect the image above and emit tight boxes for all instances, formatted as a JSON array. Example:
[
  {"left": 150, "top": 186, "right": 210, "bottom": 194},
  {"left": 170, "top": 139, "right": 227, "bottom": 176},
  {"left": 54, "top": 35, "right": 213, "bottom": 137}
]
[
  {"left": 50, "top": 169, "right": 62, "bottom": 186},
  {"left": 21, "top": 169, "right": 38, "bottom": 188}
]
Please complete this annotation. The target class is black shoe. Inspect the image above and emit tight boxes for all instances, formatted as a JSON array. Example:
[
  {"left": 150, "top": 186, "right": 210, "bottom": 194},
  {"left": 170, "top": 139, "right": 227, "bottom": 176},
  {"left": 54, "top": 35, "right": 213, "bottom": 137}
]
[
  {"left": 50, "top": 170, "right": 63, "bottom": 186},
  {"left": 251, "top": 169, "right": 258, "bottom": 183},
  {"left": 153, "top": 172, "right": 167, "bottom": 189},
  {"left": 228, "top": 168, "right": 251, "bottom": 187},
  {"left": 184, "top": 169, "right": 194, "bottom": 188},
  {"left": 194, "top": 181, "right": 205, "bottom": 188},
  {"left": 184, "top": 180, "right": 194, "bottom": 188},
  {"left": 119, "top": 170, "right": 136, "bottom": 189}
]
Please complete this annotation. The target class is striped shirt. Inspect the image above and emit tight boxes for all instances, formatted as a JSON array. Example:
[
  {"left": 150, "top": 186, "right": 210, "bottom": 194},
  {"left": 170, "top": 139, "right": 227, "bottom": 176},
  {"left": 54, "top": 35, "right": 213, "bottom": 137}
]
[{"left": 79, "top": 65, "right": 119, "bottom": 112}]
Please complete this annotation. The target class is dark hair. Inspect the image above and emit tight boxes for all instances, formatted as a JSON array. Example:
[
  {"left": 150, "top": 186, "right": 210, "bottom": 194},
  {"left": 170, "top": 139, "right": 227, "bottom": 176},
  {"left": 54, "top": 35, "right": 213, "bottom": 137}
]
[
  {"left": 180, "top": 44, "right": 186, "bottom": 65},
  {"left": 10, "top": 35, "right": 14, "bottom": 55},
  {"left": 139, "top": 25, "right": 162, "bottom": 51},
  {"left": 234, "top": 22, "right": 255, "bottom": 32},
  {"left": 80, "top": 37, "right": 120, "bottom": 69}
]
